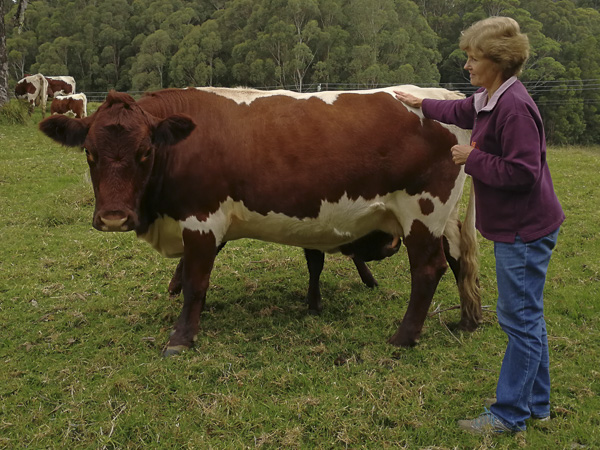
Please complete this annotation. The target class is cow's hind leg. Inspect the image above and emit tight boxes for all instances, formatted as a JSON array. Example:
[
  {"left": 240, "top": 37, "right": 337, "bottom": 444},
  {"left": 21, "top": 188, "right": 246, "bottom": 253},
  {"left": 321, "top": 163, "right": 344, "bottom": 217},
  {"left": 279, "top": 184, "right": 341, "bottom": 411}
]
[
  {"left": 163, "top": 230, "right": 217, "bottom": 357},
  {"left": 304, "top": 249, "right": 324, "bottom": 313},
  {"left": 388, "top": 221, "right": 448, "bottom": 347},
  {"left": 168, "top": 258, "right": 184, "bottom": 296}
]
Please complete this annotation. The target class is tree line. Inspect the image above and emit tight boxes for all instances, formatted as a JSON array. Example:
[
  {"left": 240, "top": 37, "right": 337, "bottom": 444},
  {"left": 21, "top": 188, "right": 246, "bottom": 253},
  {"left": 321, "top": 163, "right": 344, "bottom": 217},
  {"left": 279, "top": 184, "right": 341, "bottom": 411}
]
[{"left": 2, "top": 0, "right": 600, "bottom": 144}]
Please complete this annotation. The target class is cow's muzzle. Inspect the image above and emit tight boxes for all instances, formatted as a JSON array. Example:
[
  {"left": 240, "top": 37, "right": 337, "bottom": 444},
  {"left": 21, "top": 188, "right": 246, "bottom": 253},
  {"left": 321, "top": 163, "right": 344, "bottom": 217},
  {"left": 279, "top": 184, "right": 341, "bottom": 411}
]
[{"left": 94, "top": 211, "right": 137, "bottom": 232}]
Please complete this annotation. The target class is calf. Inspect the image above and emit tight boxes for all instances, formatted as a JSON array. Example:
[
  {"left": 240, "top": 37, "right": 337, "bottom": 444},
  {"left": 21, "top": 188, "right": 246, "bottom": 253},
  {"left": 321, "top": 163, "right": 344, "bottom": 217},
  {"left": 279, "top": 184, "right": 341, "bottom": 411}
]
[{"left": 51, "top": 93, "right": 87, "bottom": 118}]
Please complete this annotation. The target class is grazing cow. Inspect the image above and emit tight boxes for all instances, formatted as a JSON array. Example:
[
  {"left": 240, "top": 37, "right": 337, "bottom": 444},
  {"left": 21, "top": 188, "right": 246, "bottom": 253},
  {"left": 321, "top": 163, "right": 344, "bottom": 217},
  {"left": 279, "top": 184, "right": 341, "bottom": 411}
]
[
  {"left": 51, "top": 93, "right": 87, "bottom": 118},
  {"left": 45, "top": 76, "right": 76, "bottom": 98},
  {"left": 39, "top": 86, "right": 482, "bottom": 356},
  {"left": 14, "top": 73, "right": 48, "bottom": 117}
]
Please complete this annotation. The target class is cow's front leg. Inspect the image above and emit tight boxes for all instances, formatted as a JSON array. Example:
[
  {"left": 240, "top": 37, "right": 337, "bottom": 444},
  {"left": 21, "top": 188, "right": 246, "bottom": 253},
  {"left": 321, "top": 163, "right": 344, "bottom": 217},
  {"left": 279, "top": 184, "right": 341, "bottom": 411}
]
[
  {"left": 388, "top": 222, "right": 447, "bottom": 347},
  {"left": 304, "top": 248, "right": 324, "bottom": 313},
  {"left": 167, "top": 243, "right": 227, "bottom": 296},
  {"left": 163, "top": 230, "right": 217, "bottom": 357}
]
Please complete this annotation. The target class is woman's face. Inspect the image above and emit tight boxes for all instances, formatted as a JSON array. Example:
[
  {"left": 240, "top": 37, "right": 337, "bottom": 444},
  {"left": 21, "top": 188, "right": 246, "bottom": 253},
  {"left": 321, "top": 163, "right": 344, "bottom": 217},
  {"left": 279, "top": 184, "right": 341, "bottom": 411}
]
[{"left": 464, "top": 50, "right": 504, "bottom": 92}]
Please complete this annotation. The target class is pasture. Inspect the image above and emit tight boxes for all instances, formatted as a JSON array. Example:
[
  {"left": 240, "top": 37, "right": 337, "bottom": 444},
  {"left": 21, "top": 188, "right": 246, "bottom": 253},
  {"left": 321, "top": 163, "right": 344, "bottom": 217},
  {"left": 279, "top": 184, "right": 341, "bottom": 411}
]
[{"left": 1, "top": 109, "right": 599, "bottom": 448}]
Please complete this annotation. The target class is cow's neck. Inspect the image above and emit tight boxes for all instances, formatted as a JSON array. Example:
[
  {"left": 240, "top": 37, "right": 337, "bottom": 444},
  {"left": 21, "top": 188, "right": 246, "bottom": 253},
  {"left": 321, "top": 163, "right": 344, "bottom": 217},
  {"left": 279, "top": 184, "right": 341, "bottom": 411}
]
[{"left": 136, "top": 146, "right": 169, "bottom": 236}]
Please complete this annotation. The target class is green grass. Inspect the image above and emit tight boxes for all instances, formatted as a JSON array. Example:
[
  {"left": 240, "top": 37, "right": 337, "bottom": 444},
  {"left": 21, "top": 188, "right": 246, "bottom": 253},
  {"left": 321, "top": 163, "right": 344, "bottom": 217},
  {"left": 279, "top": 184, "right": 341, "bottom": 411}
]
[{"left": 1, "top": 113, "right": 599, "bottom": 448}]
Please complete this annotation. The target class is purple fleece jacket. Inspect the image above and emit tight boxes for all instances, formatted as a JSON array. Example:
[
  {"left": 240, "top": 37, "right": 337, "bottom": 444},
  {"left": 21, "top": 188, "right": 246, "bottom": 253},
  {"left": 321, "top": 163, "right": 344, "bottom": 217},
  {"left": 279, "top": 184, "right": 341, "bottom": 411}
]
[{"left": 422, "top": 78, "right": 565, "bottom": 243}]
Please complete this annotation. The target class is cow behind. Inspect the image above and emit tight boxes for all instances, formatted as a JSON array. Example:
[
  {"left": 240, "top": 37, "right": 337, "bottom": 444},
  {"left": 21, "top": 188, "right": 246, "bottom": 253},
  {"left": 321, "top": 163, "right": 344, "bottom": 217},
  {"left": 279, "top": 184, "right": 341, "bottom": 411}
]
[
  {"left": 14, "top": 73, "right": 48, "bottom": 117},
  {"left": 39, "top": 86, "right": 482, "bottom": 356},
  {"left": 46, "top": 76, "right": 76, "bottom": 98},
  {"left": 51, "top": 93, "right": 87, "bottom": 118}
]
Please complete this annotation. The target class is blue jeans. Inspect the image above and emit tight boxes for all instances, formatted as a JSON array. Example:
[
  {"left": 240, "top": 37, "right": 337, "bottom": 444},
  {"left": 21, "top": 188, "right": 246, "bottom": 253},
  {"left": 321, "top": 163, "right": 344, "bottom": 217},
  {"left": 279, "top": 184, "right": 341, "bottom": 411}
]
[{"left": 490, "top": 228, "right": 559, "bottom": 431}]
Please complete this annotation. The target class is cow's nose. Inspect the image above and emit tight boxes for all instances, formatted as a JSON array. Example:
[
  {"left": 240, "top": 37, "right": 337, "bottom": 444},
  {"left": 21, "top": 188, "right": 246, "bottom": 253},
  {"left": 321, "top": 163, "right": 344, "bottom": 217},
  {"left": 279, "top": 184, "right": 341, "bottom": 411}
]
[{"left": 100, "top": 215, "right": 128, "bottom": 231}]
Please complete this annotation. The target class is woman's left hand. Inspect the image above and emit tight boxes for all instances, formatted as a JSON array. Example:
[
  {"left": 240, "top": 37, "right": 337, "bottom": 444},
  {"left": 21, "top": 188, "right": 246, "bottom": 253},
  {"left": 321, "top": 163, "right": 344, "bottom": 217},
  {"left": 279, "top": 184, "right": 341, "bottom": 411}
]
[{"left": 451, "top": 144, "right": 474, "bottom": 165}]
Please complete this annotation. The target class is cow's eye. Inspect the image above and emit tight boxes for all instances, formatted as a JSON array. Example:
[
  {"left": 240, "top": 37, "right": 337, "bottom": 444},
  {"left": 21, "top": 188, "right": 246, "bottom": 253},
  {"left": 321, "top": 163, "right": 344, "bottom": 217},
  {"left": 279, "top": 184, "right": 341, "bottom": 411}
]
[
  {"left": 140, "top": 148, "right": 153, "bottom": 162},
  {"left": 83, "top": 147, "right": 95, "bottom": 163}
]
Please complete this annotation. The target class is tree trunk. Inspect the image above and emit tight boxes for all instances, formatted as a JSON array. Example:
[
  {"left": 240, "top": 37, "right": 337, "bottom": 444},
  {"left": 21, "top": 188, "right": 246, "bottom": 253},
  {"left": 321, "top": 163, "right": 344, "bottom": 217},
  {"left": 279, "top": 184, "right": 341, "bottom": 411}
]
[
  {"left": 0, "top": 0, "right": 9, "bottom": 106},
  {"left": 15, "top": 0, "right": 29, "bottom": 34}
]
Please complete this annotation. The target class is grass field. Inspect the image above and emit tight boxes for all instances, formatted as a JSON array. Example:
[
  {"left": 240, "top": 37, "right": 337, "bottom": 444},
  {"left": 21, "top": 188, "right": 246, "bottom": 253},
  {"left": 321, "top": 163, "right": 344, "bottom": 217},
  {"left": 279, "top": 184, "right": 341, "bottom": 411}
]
[{"left": 1, "top": 110, "right": 599, "bottom": 448}]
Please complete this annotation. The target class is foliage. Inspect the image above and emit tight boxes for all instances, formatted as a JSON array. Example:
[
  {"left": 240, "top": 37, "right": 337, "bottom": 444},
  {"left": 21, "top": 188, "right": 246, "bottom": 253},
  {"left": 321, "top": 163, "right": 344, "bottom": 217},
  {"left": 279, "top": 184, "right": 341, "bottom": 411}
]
[
  {"left": 3, "top": 0, "right": 600, "bottom": 141},
  {"left": 1, "top": 114, "right": 600, "bottom": 448},
  {"left": 0, "top": 99, "right": 29, "bottom": 124}
]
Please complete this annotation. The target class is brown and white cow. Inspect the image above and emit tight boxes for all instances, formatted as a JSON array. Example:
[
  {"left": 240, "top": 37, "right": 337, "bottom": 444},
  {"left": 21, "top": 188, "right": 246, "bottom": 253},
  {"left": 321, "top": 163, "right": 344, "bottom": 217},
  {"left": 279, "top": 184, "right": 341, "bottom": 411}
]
[
  {"left": 45, "top": 76, "right": 76, "bottom": 98},
  {"left": 51, "top": 93, "right": 87, "bottom": 118},
  {"left": 39, "top": 86, "right": 482, "bottom": 356},
  {"left": 14, "top": 73, "right": 48, "bottom": 117}
]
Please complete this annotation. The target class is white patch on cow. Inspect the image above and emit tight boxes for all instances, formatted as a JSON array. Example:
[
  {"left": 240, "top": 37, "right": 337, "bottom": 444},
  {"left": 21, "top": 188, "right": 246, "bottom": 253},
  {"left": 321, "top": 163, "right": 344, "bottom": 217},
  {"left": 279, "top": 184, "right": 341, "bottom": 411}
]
[
  {"left": 443, "top": 209, "right": 462, "bottom": 261},
  {"left": 194, "top": 85, "right": 466, "bottom": 107},
  {"left": 139, "top": 215, "right": 184, "bottom": 257},
  {"left": 175, "top": 170, "right": 466, "bottom": 254},
  {"left": 46, "top": 76, "right": 76, "bottom": 95}
]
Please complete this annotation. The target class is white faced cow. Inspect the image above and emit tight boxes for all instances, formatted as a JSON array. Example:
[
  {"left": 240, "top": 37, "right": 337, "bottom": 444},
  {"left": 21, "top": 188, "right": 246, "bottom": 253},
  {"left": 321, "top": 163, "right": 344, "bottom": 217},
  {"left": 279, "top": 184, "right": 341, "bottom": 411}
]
[{"left": 39, "top": 85, "right": 482, "bottom": 356}]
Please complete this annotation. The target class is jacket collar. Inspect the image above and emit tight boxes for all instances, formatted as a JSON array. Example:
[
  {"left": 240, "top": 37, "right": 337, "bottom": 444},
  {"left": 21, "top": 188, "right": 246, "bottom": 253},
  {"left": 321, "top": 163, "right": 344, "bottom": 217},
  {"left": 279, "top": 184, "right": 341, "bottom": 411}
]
[{"left": 473, "top": 76, "right": 518, "bottom": 113}]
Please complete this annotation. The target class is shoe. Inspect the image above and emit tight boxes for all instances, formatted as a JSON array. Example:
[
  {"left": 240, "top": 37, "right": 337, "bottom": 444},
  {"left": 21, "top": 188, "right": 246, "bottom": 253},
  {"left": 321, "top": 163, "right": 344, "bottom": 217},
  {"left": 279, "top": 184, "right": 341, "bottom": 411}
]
[
  {"left": 458, "top": 408, "right": 515, "bottom": 434},
  {"left": 532, "top": 414, "right": 550, "bottom": 422},
  {"left": 484, "top": 398, "right": 550, "bottom": 421}
]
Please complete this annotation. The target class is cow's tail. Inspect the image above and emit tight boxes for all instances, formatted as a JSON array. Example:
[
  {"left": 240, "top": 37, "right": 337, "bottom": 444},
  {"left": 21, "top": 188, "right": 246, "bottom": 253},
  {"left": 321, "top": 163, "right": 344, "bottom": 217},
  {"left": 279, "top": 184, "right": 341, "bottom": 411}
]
[
  {"left": 38, "top": 74, "right": 48, "bottom": 118},
  {"left": 458, "top": 177, "right": 482, "bottom": 329}
]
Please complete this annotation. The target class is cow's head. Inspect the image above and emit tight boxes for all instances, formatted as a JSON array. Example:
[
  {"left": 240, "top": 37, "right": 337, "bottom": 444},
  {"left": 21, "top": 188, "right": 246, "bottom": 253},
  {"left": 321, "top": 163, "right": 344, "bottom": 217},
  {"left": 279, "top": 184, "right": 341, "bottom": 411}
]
[{"left": 39, "top": 91, "right": 195, "bottom": 232}]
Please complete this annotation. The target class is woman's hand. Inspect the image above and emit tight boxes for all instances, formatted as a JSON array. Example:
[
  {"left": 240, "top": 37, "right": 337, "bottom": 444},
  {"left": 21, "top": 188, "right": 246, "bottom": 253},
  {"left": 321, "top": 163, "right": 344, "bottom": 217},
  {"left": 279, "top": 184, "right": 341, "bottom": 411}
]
[
  {"left": 451, "top": 144, "right": 474, "bottom": 165},
  {"left": 393, "top": 90, "right": 423, "bottom": 108}
]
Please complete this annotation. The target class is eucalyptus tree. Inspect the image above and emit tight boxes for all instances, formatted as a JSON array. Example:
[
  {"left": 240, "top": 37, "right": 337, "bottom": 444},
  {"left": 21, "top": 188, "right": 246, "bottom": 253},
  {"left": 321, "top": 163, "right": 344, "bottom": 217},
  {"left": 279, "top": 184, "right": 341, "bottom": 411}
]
[
  {"left": 6, "top": 31, "right": 36, "bottom": 80},
  {"left": 522, "top": 0, "right": 600, "bottom": 143},
  {"left": 344, "top": 0, "right": 441, "bottom": 86},
  {"left": 130, "top": 29, "right": 173, "bottom": 91},
  {"left": 169, "top": 19, "right": 226, "bottom": 87}
]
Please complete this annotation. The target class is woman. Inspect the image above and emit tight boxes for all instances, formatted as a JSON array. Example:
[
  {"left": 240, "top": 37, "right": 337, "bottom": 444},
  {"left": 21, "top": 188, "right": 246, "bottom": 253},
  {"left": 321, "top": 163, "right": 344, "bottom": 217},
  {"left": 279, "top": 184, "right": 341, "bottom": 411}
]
[{"left": 395, "top": 16, "right": 565, "bottom": 434}]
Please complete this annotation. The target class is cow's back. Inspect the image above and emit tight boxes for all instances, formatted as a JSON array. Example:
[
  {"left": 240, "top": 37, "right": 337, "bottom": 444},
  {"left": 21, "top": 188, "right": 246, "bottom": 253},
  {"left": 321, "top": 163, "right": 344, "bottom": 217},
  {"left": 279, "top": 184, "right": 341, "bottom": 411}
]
[{"left": 144, "top": 88, "right": 466, "bottom": 211}]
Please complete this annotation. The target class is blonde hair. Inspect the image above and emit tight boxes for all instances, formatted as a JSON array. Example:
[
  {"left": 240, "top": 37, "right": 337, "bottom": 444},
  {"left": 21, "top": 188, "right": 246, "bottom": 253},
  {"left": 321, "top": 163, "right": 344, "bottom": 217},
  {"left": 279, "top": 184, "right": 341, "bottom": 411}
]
[{"left": 460, "top": 16, "right": 530, "bottom": 78}]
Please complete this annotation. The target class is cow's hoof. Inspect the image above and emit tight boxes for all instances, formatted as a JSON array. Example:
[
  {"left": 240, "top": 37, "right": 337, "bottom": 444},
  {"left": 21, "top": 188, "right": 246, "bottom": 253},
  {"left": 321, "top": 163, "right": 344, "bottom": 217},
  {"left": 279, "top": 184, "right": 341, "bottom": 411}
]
[
  {"left": 307, "top": 307, "right": 322, "bottom": 316},
  {"left": 363, "top": 279, "right": 378, "bottom": 289},
  {"left": 162, "top": 344, "right": 189, "bottom": 357},
  {"left": 457, "top": 318, "right": 480, "bottom": 332},
  {"left": 387, "top": 331, "right": 418, "bottom": 348},
  {"left": 306, "top": 298, "right": 323, "bottom": 315}
]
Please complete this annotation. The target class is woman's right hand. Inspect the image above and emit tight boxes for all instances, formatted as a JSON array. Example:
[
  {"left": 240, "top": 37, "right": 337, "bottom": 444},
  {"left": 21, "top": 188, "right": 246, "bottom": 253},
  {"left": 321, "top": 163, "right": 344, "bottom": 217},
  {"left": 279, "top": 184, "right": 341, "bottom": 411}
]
[{"left": 393, "top": 90, "right": 423, "bottom": 108}]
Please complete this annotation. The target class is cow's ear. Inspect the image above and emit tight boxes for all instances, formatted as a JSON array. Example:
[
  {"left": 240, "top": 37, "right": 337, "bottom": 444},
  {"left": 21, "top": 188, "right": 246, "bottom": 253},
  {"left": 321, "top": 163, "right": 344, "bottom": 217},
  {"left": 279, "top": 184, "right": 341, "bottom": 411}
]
[
  {"left": 39, "top": 115, "right": 89, "bottom": 147},
  {"left": 152, "top": 114, "right": 196, "bottom": 147}
]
